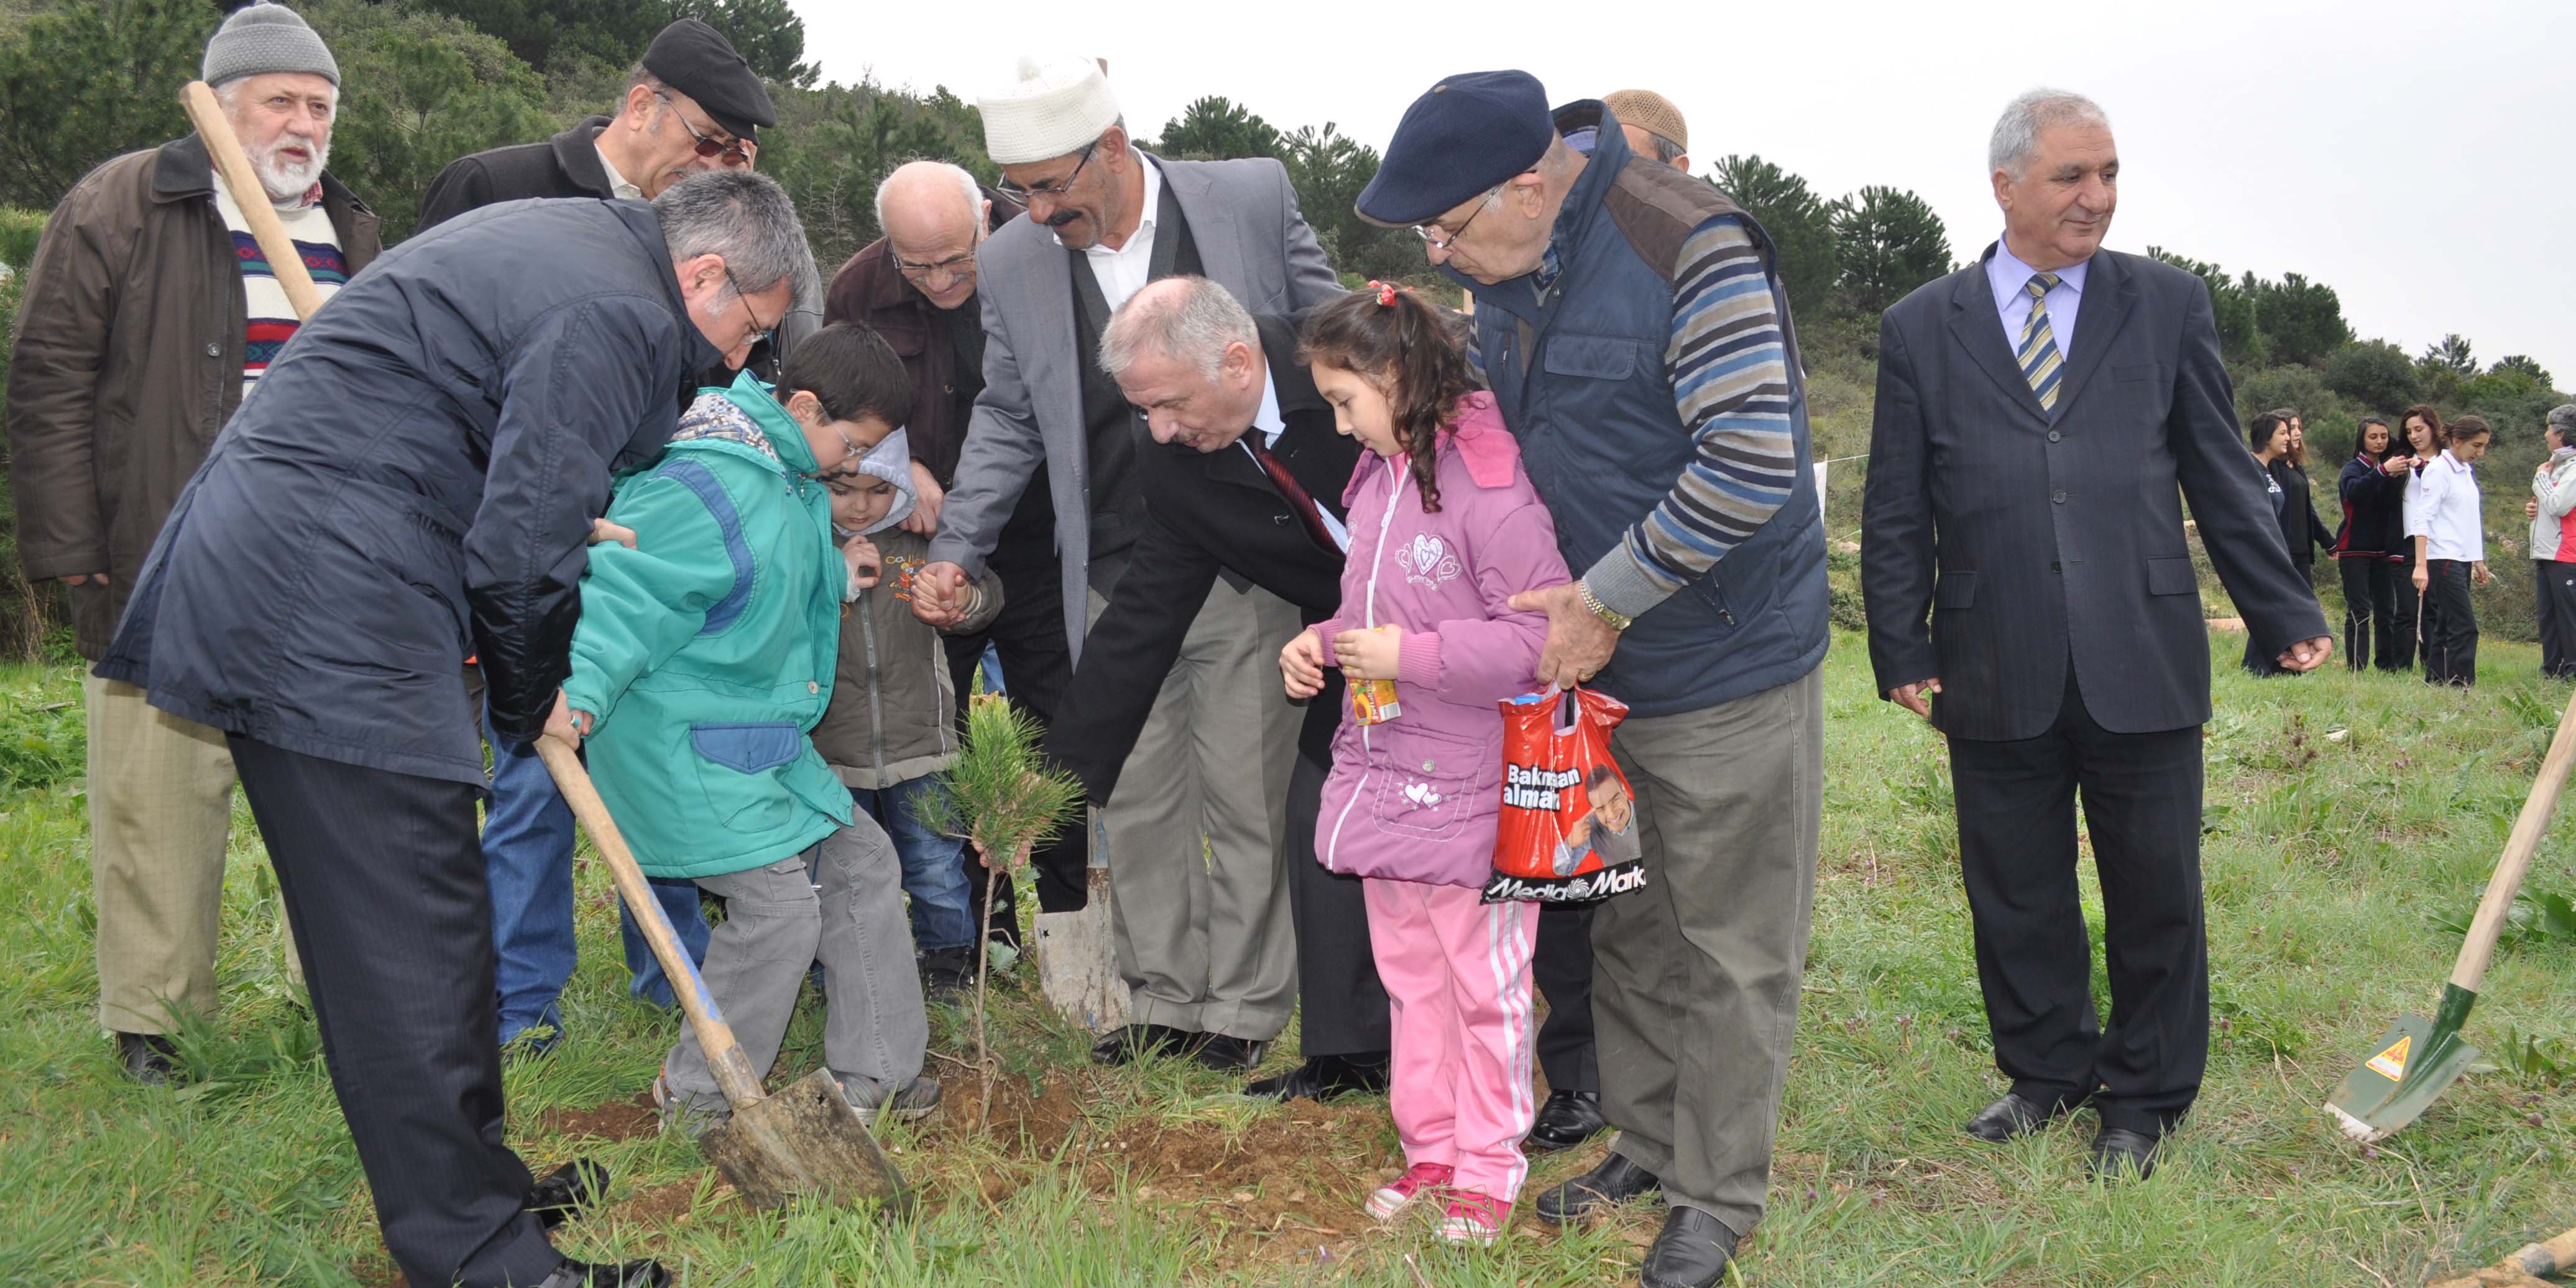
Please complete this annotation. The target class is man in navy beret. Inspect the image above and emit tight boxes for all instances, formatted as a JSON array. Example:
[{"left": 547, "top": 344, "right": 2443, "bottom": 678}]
[{"left": 1362, "top": 70, "right": 1828, "bottom": 1288}]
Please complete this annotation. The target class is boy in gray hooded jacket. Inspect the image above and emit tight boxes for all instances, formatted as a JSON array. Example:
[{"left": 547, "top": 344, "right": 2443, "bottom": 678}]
[{"left": 811, "top": 428, "right": 1003, "bottom": 998}]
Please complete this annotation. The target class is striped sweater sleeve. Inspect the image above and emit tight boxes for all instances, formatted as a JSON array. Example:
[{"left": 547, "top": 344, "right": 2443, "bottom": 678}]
[{"left": 1581, "top": 214, "right": 1797, "bottom": 619}]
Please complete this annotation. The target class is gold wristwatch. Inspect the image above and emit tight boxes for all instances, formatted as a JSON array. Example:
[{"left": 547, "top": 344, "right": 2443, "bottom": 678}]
[{"left": 1576, "top": 579, "right": 1632, "bottom": 632}]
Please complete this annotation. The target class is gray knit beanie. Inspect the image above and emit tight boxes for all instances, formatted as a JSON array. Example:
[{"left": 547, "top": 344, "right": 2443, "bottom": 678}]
[{"left": 203, "top": 2, "right": 339, "bottom": 88}]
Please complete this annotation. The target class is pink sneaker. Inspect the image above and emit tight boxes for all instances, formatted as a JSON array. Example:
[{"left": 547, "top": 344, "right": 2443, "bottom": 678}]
[
  {"left": 1366, "top": 1162, "right": 1455, "bottom": 1221},
  {"left": 1437, "top": 1190, "right": 1507, "bottom": 1246}
]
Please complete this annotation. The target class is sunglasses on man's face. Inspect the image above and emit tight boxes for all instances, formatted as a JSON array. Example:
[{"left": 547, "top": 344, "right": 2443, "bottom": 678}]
[{"left": 656, "top": 90, "right": 753, "bottom": 167}]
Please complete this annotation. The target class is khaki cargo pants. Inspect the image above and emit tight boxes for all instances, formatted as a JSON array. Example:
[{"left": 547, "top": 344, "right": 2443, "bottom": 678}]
[{"left": 86, "top": 676, "right": 301, "bottom": 1033}]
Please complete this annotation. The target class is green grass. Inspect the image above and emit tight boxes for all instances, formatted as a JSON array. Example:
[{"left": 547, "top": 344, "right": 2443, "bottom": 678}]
[{"left": 3, "top": 639, "right": 2574, "bottom": 1286}]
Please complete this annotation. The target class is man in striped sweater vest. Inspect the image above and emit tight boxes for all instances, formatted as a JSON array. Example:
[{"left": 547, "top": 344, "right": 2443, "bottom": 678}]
[
  {"left": 4, "top": 0, "right": 379, "bottom": 1087},
  {"left": 1362, "top": 73, "right": 1829, "bottom": 1288}
]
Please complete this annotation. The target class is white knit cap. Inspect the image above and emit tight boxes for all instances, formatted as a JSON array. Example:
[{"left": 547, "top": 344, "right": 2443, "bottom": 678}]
[{"left": 978, "top": 54, "right": 1120, "bottom": 165}]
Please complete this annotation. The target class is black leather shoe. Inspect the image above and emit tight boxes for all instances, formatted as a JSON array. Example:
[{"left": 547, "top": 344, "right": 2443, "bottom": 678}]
[
  {"left": 1090, "top": 1024, "right": 1200, "bottom": 1066},
  {"left": 1523, "top": 1089, "right": 1608, "bottom": 1152},
  {"left": 1962, "top": 1092, "right": 2066, "bottom": 1143},
  {"left": 116, "top": 1031, "right": 178, "bottom": 1086},
  {"left": 537, "top": 1258, "right": 669, "bottom": 1287},
  {"left": 2089, "top": 1126, "right": 2161, "bottom": 1180},
  {"left": 918, "top": 947, "right": 977, "bottom": 1005},
  {"left": 526, "top": 1159, "right": 609, "bottom": 1230},
  {"left": 1532, "top": 1151, "right": 1660, "bottom": 1225},
  {"left": 1243, "top": 1052, "right": 1389, "bottom": 1102},
  {"left": 1640, "top": 1206, "right": 1737, "bottom": 1288},
  {"left": 1194, "top": 1034, "right": 1266, "bottom": 1071}
]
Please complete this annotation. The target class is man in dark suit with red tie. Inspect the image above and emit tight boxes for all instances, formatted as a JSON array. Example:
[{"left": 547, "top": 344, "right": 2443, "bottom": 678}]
[
  {"left": 929, "top": 274, "right": 1394, "bottom": 1100},
  {"left": 1862, "top": 89, "right": 2329, "bottom": 1182}
]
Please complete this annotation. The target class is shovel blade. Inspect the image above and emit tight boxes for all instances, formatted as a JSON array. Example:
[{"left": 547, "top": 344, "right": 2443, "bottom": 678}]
[
  {"left": 699, "top": 1067, "right": 912, "bottom": 1213},
  {"left": 2324, "top": 1013, "right": 2478, "bottom": 1143}
]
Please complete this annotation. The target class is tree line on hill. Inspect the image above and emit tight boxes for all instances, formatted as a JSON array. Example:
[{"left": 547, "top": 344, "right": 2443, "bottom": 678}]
[{"left": 0, "top": 0, "right": 2565, "bottom": 654}]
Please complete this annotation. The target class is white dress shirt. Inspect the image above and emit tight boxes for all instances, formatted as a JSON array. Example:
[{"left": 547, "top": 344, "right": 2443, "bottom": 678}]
[
  {"left": 1986, "top": 234, "right": 2089, "bottom": 357},
  {"left": 595, "top": 145, "right": 642, "bottom": 201},
  {"left": 1062, "top": 150, "right": 1161, "bottom": 311},
  {"left": 2409, "top": 451, "right": 2485, "bottom": 562},
  {"left": 1238, "top": 365, "right": 1350, "bottom": 552}
]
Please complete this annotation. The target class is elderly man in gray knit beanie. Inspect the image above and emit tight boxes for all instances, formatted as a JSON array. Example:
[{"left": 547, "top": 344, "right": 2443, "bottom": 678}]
[
  {"left": 4, "top": 0, "right": 377, "bottom": 1249},
  {"left": 203, "top": 1, "right": 341, "bottom": 202}
]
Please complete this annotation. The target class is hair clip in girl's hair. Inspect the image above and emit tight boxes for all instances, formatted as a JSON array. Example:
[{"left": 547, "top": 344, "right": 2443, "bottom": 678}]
[{"left": 1371, "top": 280, "right": 1398, "bottom": 307}]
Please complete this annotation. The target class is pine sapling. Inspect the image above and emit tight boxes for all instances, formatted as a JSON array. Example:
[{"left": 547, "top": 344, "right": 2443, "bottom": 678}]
[{"left": 914, "top": 693, "right": 1083, "bottom": 1127}]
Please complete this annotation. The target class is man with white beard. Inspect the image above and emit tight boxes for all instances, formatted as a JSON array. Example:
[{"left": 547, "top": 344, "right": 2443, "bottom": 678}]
[{"left": 4, "top": 1, "right": 379, "bottom": 1085}]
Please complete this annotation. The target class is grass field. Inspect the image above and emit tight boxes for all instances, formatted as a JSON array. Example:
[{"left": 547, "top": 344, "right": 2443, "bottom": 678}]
[{"left": 4, "top": 632, "right": 2574, "bottom": 1287}]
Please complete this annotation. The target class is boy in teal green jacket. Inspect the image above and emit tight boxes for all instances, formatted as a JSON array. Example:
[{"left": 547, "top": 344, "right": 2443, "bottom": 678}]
[{"left": 548, "top": 324, "right": 939, "bottom": 1125}]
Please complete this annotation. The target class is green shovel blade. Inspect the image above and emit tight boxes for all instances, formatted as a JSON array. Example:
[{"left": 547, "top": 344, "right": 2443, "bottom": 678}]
[{"left": 2324, "top": 984, "right": 2479, "bottom": 1143}]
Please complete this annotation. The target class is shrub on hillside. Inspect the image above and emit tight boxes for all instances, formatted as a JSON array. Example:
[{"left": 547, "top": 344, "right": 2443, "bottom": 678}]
[{"left": 0, "top": 675, "right": 83, "bottom": 793}]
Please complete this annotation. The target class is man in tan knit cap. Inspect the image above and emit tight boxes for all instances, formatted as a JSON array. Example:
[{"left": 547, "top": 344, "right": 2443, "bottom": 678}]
[{"left": 1603, "top": 88, "right": 1690, "bottom": 172}]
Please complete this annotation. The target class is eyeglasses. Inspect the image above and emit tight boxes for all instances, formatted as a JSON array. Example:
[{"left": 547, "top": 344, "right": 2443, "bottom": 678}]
[
  {"left": 1414, "top": 185, "right": 1505, "bottom": 252},
  {"left": 894, "top": 249, "right": 978, "bottom": 282},
  {"left": 722, "top": 267, "right": 775, "bottom": 350},
  {"left": 655, "top": 90, "right": 753, "bottom": 168},
  {"left": 994, "top": 138, "right": 1100, "bottom": 202}
]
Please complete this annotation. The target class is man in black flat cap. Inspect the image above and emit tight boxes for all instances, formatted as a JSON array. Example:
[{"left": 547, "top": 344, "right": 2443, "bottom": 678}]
[
  {"left": 415, "top": 16, "right": 820, "bottom": 1064},
  {"left": 420, "top": 19, "right": 775, "bottom": 221}
]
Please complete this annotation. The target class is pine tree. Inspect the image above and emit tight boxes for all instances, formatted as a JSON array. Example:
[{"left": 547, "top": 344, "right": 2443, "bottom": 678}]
[{"left": 1829, "top": 185, "right": 1950, "bottom": 316}]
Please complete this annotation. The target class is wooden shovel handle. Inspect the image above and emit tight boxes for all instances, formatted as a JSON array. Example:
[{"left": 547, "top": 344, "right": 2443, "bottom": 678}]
[
  {"left": 2452, "top": 688, "right": 2576, "bottom": 991},
  {"left": 536, "top": 737, "right": 768, "bottom": 1108},
  {"left": 181, "top": 81, "right": 326, "bottom": 321}
]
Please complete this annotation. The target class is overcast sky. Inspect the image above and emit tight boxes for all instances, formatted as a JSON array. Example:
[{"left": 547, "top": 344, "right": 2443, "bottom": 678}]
[{"left": 799, "top": 0, "right": 2575, "bottom": 385}]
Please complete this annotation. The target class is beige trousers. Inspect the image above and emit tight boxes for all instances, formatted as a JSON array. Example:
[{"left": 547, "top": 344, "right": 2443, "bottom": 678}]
[
  {"left": 1090, "top": 581, "right": 1305, "bottom": 1041},
  {"left": 85, "top": 675, "right": 300, "bottom": 1032}
]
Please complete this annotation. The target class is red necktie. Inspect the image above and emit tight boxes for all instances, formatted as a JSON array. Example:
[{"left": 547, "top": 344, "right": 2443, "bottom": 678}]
[{"left": 1246, "top": 436, "right": 1339, "bottom": 554}]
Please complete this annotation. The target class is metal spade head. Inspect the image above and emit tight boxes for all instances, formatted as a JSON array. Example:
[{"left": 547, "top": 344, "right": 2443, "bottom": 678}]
[
  {"left": 697, "top": 1067, "right": 913, "bottom": 1213},
  {"left": 2324, "top": 995, "right": 2480, "bottom": 1144}
]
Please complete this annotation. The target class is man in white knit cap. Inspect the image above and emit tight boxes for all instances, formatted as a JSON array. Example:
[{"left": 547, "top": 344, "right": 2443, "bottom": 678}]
[{"left": 915, "top": 53, "right": 1380, "bottom": 1098}]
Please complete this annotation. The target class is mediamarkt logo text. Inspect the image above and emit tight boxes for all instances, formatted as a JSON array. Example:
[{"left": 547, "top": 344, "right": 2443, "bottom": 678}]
[{"left": 1481, "top": 862, "right": 1649, "bottom": 904}]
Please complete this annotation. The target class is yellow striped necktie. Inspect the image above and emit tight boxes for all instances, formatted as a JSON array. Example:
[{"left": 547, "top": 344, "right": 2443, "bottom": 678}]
[{"left": 2018, "top": 271, "right": 2065, "bottom": 410}]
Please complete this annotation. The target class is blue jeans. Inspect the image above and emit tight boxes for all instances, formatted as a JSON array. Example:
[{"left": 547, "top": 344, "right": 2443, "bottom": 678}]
[
  {"left": 482, "top": 704, "right": 708, "bottom": 1043},
  {"left": 978, "top": 640, "right": 1006, "bottom": 696},
  {"left": 849, "top": 776, "right": 977, "bottom": 954}
]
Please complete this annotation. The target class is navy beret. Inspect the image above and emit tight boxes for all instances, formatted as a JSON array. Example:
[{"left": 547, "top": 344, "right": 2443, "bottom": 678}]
[
  {"left": 643, "top": 18, "right": 776, "bottom": 144},
  {"left": 1357, "top": 70, "right": 1555, "bottom": 228}
]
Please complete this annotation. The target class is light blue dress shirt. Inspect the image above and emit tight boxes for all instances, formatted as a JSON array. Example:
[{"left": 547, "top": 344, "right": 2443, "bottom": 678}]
[{"left": 1986, "top": 235, "right": 2090, "bottom": 359}]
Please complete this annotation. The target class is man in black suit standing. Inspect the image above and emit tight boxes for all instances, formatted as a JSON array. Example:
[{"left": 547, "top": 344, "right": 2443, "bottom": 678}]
[
  {"left": 922, "top": 274, "right": 1394, "bottom": 1101},
  {"left": 1862, "top": 88, "right": 2330, "bottom": 1180}
]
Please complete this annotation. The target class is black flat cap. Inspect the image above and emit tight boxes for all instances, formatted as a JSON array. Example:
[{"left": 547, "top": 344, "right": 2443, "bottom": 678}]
[
  {"left": 643, "top": 17, "right": 776, "bottom": 144},
  {"left": 1357, "top": 70, "right": 1554, "bottom": 228}
]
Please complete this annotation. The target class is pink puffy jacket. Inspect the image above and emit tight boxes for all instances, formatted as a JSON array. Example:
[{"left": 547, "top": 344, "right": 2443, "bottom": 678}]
[{"left": 1312, "top": 393, "right": 1572, "bottom": 887}]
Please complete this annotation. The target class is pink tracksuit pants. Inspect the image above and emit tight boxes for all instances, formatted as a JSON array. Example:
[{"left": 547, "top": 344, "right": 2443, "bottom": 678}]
[{"left": 1363, "top": 877, "right": 1540, "bottom": 1202}]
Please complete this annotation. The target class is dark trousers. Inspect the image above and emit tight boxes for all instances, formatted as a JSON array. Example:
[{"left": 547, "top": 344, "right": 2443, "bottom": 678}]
[
  {"left": 2390, "top": 557, "right": 2420, "bottom": 672},
  {"left": 2539, "top": 561, "right": 2576, "bottom": 678},
  {"left": 942, "top": 560, "right": 1072, "bottom": 947},
  {"left": 2416, "top": 561, "right": 2443, "bottom": 680},
  {"left": 2425, "top": 559, "right": 2478, "bottom": 686},
  {"left": 227, "top": 737, "right": 562, "bottom": 1288},
  {"left": 2339, "top": 556, "right": 2402, "bottom": 671},
  {"left": 1532, "top": 903, "right": 1599, "bottom": 1093},
  {"left": 1948, "top": 674, "right": 2207, "bottom": 1136},
  {"left": 1284, "top": 748, "right": 1390, "bottom": 1057}
]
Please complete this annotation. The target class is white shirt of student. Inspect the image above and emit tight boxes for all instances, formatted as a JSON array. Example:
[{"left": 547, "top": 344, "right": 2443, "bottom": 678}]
[
  {"left": 1062, "top": 149, "right": 1160, "bottom": 312},
  {"left": 2409, "top": 451, "right": 2485, "bottom": 563}
]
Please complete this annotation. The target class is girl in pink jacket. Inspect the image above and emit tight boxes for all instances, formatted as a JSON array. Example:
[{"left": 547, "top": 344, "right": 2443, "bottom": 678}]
[{"left": 1281, "top": 285, "right": 1571, "bottom": 1245}]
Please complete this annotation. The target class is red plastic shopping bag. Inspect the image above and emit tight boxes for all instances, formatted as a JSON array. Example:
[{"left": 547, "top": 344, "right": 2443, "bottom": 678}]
[{"left": 1482, "top": 686, "right": 1647, "bottom": 904}]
